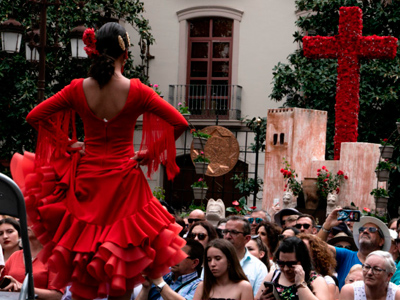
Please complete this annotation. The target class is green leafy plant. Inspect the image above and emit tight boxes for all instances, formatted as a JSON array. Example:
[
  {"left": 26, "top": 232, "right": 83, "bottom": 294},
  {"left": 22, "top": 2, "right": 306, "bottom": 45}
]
[
  {"left": 191, "top": 178, "right": 208, "bottom": 189},
  {"left": 370, "top": 187, "right": 389, "bottom": 198},
  {"left": 316, "top": 166, "right": 348, "bottom": 199},
  {"left": 152, "top": 186, "right": 165, "bottom": 201},
  {"left": 231, "top": 173, "right": 263, "bottom": 197},
  {"left": 280, "top": 157, "right": 302, "bottom": 196},
  {"left": 361, "top": 206, "right": 387, "bottom": 223},
  {"left": 376, "top": 159, "right": 396, "bottom": 171},
  {"left": 193, "top": 151, "right": 210, "bottom": 163},
  {"left": 190, "top": 129, "right": 211, "bottom": 139},
  {"left": 226, "top": 196, "right": 252, "bottom": 215},
  {"left": 380, "top": 138, "right": 391, "bottom": 146},
  {"left": 149, "top": 83, "right": 161, "bottom": 95},
  {"left": 178, "top": 101, "right": 190, "bottom": 114}
]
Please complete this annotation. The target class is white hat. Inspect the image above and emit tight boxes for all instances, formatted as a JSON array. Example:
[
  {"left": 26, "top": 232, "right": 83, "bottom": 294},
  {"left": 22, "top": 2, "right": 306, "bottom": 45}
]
[{"left": 353, "top": 216, "right": 391, "bottom": 252}]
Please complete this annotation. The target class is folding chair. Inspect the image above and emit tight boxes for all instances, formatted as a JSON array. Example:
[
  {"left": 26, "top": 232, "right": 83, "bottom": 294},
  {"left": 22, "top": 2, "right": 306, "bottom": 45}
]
[{"left": 0, "top": 173, "right": 35, "bottom": 300}]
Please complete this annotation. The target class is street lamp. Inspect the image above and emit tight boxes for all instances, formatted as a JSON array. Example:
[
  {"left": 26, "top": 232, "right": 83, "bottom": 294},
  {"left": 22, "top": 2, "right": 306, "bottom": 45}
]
[
  {"left": 0, "top": 18, "right": 24, "bottom": 53},
  {"left": 70, "top": 24, "right": 87, "bottom": 59}
]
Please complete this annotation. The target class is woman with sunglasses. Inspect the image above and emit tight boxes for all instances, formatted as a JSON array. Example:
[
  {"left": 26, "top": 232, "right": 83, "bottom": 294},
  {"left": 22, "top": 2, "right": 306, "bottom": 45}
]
[
  {"left": 298, "top": 233, "right": 338, "bottom": 300},
  {"left": 187, "top": 221, "right": 218, "bottom": 249},
  {"left": 340, "top": 250, "right": 400, "bottom": 300},
  {"left": 256, "top": 221, "right": 282, "bottom": 260},
  {"left": 193, "top": 239, "right": 254, "bottom": 300},
  {"left": 255, "top": 237, "right": 329, "bottom": 300}
]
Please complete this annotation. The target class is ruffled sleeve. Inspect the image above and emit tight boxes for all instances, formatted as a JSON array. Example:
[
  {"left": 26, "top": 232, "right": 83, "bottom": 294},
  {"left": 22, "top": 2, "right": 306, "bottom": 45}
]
[
  {"left": 26, "top": 80, "right": 80, "bottom": 167},
  {"left": 137, "top": 81, "right": 188, "bottom": 180}
]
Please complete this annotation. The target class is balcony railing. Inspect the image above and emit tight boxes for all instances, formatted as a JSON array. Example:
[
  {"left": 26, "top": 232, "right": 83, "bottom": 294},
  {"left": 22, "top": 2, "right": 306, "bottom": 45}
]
[{"left": 168, "top": 84, "right": 242, "bottom": 120}]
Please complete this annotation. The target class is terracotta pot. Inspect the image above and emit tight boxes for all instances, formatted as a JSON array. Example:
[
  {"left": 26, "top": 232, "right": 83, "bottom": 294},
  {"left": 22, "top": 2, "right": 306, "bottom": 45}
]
[
  {"left": 194, "top": 162, "right": 209, "bottom": 174},
  {"left": 379, "top": 145, "right": 394, "bottom": 159},
  {"left": 375, "top": 169, "right": 390, "bottom": 182},
  {"left": 192, "top": 187, "right": 208, "bottom": 200},
  {"left": 192, "top": 137, "right": 208, "bottom": 149},
  {"left": 302, "top": 177, "right": 319, "bottom": 210},
  {"left": 375, "top": 196, "right": 389, "bottom": 209}
]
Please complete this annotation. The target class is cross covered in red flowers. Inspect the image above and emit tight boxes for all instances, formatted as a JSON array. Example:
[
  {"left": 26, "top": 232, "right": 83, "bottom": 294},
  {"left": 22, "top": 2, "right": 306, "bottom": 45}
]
[{"left": 303, "top": 6, "right": 398, "bottom": 160}]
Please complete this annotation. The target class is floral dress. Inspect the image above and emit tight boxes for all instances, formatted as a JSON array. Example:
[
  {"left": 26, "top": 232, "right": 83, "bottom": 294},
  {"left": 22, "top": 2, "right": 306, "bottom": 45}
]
[{"left": 272, "top": 270, "right": 319, "bottom": 300}]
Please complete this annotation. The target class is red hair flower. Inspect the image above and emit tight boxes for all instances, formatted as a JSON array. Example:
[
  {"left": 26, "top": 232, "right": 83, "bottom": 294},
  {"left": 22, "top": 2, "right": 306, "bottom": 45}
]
[{"left": 83, "top": 28, "right": 99, "bottom": 58}]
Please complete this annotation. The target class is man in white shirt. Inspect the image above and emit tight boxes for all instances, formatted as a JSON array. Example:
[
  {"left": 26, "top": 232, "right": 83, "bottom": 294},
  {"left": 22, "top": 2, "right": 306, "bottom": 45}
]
[{"left": 222, "top": 215, "right": 268, "bottom": 296}]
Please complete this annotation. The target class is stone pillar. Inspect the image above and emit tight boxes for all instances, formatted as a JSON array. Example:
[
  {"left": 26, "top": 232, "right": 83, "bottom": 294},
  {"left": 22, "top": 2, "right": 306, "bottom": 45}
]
[{"left": 262, "top": 108, "right": 327, "bottom": 210}]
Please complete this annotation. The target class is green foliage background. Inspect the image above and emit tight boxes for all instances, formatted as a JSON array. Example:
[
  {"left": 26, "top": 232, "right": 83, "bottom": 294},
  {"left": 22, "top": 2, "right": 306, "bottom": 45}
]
[
  {"left": 270, "top": 0, "right": 400, "bottom": 218},
  {"left": 0, "top": 0, "right": 152, "bottom": 173}
]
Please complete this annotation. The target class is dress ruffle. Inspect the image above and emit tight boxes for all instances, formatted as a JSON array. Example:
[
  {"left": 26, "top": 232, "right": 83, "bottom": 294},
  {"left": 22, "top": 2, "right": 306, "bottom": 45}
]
[{"left": 12, "top": 152, "right": 187, "bottom": 299}]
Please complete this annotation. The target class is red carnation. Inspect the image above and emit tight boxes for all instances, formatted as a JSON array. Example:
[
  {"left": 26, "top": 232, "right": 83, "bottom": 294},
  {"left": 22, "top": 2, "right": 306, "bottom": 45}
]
[
  {"left": 364, "top": 207, "right": 371, "bottom": 213},
  {"left": 235, "top": 207, "right": 241, "bottom": 212},
  {"left": 324, "top": 179, "right": 328, "bottom": 182},
  {"left": 250, "top": 206, "right": 257, "bottom": 210},
  {"left": 280, "top": 168, "right": 284, "bottom": 173},
  {"left": 344, "top": 175, "right": 348, "bottom": 180},
  {"left": 83, "top": 28, "right": 99, "bottom": 58},
  {"left": 322, "top": 166, "right": 326, "bottom": 170}
]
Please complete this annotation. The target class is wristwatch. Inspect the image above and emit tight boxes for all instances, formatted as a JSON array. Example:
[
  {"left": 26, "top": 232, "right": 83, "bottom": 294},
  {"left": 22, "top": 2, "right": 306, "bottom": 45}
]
[
  {"left": 296, "top": 281, "right": 307, "bottom": 289},
  {"left": 155, "top": 281, "right": 167, "bottom": 293}
]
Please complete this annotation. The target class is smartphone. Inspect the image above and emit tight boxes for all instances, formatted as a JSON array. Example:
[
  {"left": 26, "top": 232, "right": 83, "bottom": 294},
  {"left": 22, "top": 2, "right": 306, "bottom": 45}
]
[
  {"left": 263, "top": 281, "right": 281, "bottom": 300},
  {"left": 0, "top": 277, "right": 11, "bottom": 289},
  {"left": 337, "top": 209, "right": 361, "bottom": 222}
]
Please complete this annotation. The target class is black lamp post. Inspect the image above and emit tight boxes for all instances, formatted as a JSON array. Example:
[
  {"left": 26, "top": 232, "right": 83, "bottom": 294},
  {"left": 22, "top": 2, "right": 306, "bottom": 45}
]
[
  {"left": 253, "top": 117, "right": 262, "bottom": 207},
  {"left": 0, "top": 0, "right": 87, "bottom": 102}
]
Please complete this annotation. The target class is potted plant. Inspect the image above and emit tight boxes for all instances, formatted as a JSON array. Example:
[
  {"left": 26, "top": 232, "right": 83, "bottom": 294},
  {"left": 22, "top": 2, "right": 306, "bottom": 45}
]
[
  {"left": 375, "top": 159, "right": 396, "bottom": 182},
  {"left": 226, "top": 197, "right": 254, "bottom": 215},
  {"left": 191, "top": 129, "right": 211, "bottom": 150},
  {"left": 370, "top": 187, "right": 389, "bottom": 209},
  {"left": 379, "top": 138, "right": 394, "bottom": 159},
  {"left": 191, "top": 178, "right": 208, "bottom": 200},
  {"left": 152, "top": 186, "right": 165, "bottom": 201},
  {"left": 316, "top": 166, "right": 348, "bottom": 200},
  {"left": 178, "top": 101, "right": 190, "bottom": 119},
  {"left": 193, "top": 151, "right": 210, "bottom": 174},
  {"left": 280, "top": 158, "right": 303, "bottom": 197}
]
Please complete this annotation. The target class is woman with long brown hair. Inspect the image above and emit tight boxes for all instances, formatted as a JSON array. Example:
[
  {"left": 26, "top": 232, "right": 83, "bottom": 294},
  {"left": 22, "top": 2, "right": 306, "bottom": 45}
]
[
  {"left": 298, "top": 233, "right": 339, "bottom": 300},
  {"left": 193, "top": 239, "right": 254, "bottom": 300}
]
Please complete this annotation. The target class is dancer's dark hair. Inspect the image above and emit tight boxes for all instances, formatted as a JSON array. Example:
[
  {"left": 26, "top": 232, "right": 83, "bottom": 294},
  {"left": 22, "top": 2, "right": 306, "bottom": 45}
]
[{"left": 88, "top": 22, "right": 129, "bottom": 88}]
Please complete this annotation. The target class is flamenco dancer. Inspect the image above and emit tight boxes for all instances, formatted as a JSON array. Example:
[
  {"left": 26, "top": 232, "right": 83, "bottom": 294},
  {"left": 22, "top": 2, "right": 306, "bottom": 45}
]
[{"left": 10, "top": 22, "right": 188, "bottom": 300}]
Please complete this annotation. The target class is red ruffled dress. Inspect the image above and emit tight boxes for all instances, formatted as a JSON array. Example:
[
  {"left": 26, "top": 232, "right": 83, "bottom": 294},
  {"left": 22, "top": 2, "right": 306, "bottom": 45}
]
[{"left": 10, "top": 78, "right": 188, "bottom": 299}]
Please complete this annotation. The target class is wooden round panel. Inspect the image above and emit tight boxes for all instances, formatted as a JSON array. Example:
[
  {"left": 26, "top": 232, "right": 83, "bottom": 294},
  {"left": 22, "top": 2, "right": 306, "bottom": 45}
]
[{"left": 191, "top": 126, "right": 240, "bottom": 177}]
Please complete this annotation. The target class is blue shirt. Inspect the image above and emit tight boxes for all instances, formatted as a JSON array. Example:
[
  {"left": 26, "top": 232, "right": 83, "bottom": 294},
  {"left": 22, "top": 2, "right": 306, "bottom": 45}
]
[
  {"left": 148, "top": 270, "right": 202, "bottom": 300},
  {"left": 335, "top": 247, "right": 361, "bottom": 289},
  {"left": 240, "top": 248, "right": 269, "bottom": 297},
  {"left": 391, "top": 260, "right": 400, "bottom": 285}
]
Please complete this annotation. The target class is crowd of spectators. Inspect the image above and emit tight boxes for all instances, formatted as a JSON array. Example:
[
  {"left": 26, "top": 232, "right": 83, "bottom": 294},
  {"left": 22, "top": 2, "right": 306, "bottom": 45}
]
[{"left": 2, "top": 201, "right": 400, "bottom": 300}]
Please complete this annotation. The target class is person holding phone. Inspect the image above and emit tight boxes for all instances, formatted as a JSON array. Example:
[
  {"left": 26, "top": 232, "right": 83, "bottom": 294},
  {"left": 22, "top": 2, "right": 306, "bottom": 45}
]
[
  {"left": 255, "top": 237, "right": 329, "bottom": 300},
  {"left": 318, "top": 208, "right": 392, "bottom": 289},
  {"left": 192, "top": 239, "right": 254, "bottom": 300}
]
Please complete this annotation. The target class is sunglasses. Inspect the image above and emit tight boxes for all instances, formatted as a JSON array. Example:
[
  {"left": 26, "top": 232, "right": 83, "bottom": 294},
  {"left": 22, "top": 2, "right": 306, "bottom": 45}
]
[
  {"left": 358, "top": 226, "right": 383, "bottom": 237},
  {"left": 276, "top": 260, "right": 298, "bottom": 268},
  {"left": 188, "top": 218, "right": 202, "bottom": 224},
  {"left": 295, "top": 223, "right": 311, "bottom": 230},
  {"left": 334, "top": 244, "right": 352, "bottom": 250},
  {"left": 248, "top": 217, "right": 263, "bottom": 224},
  {"left": 188, "top": 233, "right": 208, "bottom": 241}
]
